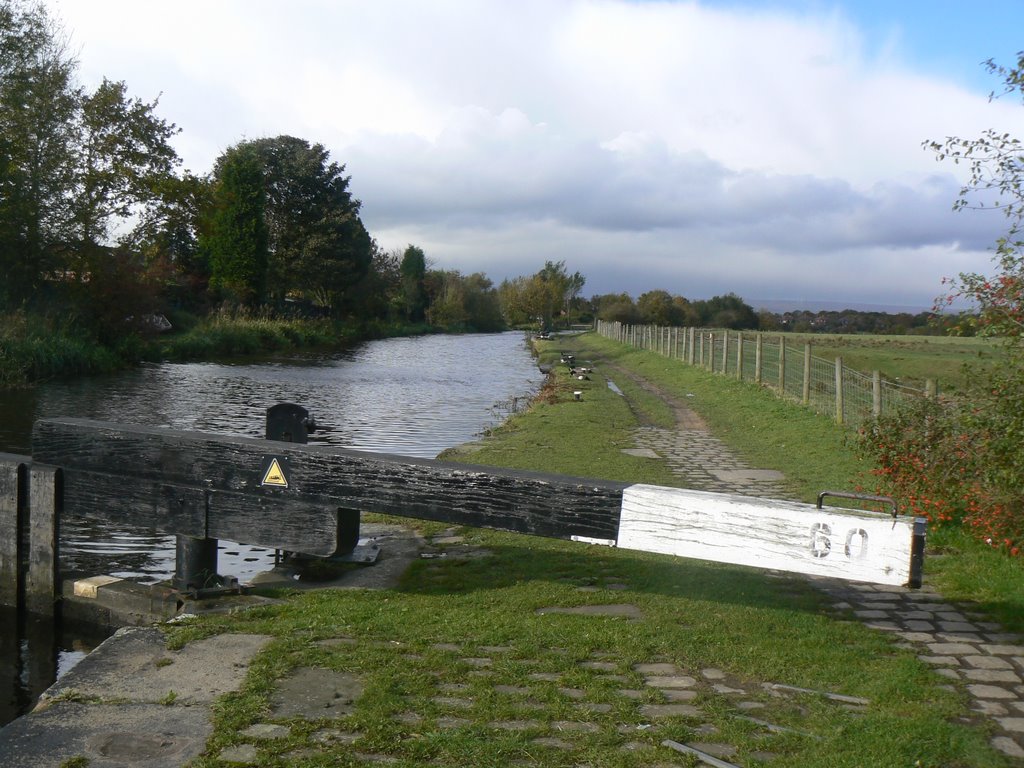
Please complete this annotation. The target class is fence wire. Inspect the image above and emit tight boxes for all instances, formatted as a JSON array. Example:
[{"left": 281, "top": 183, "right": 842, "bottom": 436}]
[{"left": 595, "top": 321, "right": 932, "bottom": 426}]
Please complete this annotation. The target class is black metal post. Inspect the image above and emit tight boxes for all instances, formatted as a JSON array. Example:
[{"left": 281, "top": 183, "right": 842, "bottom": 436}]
[{"left": 174, "top": 535, "right": 218, "bottom": 591}]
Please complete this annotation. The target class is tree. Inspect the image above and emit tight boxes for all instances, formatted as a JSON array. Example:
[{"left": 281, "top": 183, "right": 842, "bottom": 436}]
[
  {"left": 592, "top": 293, "right": 639, "bottom": 323},
  {"left": 860, "top": 53, "right": 1024, "bottom": 556},
  {"left": 423, "top": 269, "right": 504, "bottom": 331},
  {"left": 127, "top": 171, "right": 215, "bottom": 310},
  {"left": 0, "top": 0, "right": 79, "bottom": 308},
  {"left": 400, "top": 244, "right": 428, "bottom": 321},
  {"left": 460, "top": 272, "right": 504, "bottom": 332},
  {"left": 350, "top": 243, "right": 401, "bottom": 320},
  {"left": 211, "top": 136, "right": 372, "bottom": 314},
  {"left": 926, "top": 52, "right": 1024, "bottom": 337},
  {"left": 694, "top": 293, "right": 759, "bottom": 329},
  {"left": 72, "top": 78, "right": 179, "bottom": 249},
  {"left": 536, "top": 260, "right": 585, "bottom": 327},
  {"left": 637, "top": 290, "right": 683, "bottom": 325},
  {"left": 204, "top": 148, "right": 268, "bottom": 307}
]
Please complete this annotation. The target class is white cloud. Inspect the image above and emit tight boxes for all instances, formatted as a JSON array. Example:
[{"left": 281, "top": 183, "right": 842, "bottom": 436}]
[{"left": 44, "top": 0, "right": 1024, "bottom": 309}]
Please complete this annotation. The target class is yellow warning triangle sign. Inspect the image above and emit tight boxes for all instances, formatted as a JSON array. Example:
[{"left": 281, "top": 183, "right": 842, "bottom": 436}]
[{"left": 262, "top": 457, "right": 289, "bottom": 488}]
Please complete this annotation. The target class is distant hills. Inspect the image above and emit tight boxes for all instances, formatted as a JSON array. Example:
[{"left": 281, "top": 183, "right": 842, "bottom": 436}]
[{"left": 751, "top": 298, "right": 934, "bottom": 314}]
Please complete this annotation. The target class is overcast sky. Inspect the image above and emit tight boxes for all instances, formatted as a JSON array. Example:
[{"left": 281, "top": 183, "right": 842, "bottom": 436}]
[{"left": 45, "top": 0, "right": 1024, "bottom": 311}]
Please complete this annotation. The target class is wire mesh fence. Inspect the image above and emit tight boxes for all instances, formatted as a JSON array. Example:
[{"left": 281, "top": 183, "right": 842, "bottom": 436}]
[{"left": 595, "top": 320, "right": 935, "bottom": 427}]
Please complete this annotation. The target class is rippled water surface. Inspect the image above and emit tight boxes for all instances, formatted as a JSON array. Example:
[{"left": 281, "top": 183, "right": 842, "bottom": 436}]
[
  {"left": 1, "top": 331, "right": 544, "bottom": 581},
  {"left": 2, "top": 331, "right": 542, "bottom": 458},
  {"left": 0, "top": 332, "right": 544, "bottom": 723}
]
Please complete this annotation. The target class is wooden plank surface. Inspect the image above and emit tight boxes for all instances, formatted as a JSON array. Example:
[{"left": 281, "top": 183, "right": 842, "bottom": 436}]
[
  {"left": 0, "top": 454, "right": 27, "bottom": 607},
  {"left": 617, "top": 484, "right": 924, "bottom": 586},
  {"left": 207, "top": 491, "right": 338, "bottom": 555},
  {"left": 26, "top": 465, "right": 60, "bottom": 614},
  {"left": 32, "top": 418, "right": 627, "bottom": 548},
  {"left": 62, "top": 470, "right": 207, "bottom": 537}
]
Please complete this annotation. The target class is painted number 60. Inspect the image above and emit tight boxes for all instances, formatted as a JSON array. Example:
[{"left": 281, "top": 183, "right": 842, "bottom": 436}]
[{"left": 809, "top": 523, "right": 869, "bottom": 559}]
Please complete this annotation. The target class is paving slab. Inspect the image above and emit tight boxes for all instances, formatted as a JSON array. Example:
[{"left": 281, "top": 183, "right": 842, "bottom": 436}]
[
  {"left": 39, "top": 627, "right": 272, "bottom": 706},
  {"left": 269, "top": 666, "right": 362, "bottom": 719},
  {"left": 0, "top": 626, "right": 271, "bottom": 768},
  {"left": 0, "top": 700, "right": 211, "bottom": 768}
]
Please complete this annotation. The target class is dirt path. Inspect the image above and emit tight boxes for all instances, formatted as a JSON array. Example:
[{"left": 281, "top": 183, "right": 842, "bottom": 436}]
[{"left": 592, "top": 355, "right": 788, "bottom": 497}]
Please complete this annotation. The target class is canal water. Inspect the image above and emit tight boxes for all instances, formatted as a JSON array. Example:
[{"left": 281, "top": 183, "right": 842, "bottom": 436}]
[{"left": 0, "top": 331, "right": 545, "bottom": 726}]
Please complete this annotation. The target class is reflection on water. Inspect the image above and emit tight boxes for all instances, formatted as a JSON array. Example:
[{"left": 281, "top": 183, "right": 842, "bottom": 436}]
[
  {"left": 3, "top": 332, "right": 541, "bottom": 457},
  {"left": 0, "top": 332, "right": 544, "bottom": 725},
  {"left": 0, "top": 331, "right": 544, "bottom": 581},
  {"left": 0, "top": 607, "right": 110, "bottom": 728}
]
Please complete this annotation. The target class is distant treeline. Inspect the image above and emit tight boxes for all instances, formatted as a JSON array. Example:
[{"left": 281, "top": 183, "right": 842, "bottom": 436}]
[{"left": 578, "top": 290, "right": 964, "bottom": 336}]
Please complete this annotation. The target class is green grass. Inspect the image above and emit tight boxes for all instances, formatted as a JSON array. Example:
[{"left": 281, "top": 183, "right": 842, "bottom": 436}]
[
  {"left": 451, "top": 334, "right": 870, "bottom": 505},
  {"left": 779, "top": 332, "right": 1003, "bottom": 392},
  {"left": 159, "top": 331, "right": 1023, "bottom": 767},
  {"left": 553, "top": 333, "right": 1024, "bottom": 634},
  {"left": 0, "top": 313, "right": 124, "bottom": 387},
  {"left": 439, "top": 350, "right": 681, "bottom": 487},
  {"left": 170, "top": 531, "right": 998, "bottom": 767}
]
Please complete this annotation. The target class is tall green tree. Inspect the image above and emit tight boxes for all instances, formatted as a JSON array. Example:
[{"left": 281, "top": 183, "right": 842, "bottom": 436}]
[
  {"left": 72, "top": 78, "right": 179, "bottom": 249},
  {"left": 212, "top": 136, "right": 372, "bottom": 314},
  {"left": 637, "top": 289, "right": 683, "bottom": 325},
  {"left": 536, "top": 260, "right": 585, "bottom": 327},
  {"left": 694, "top": 293, "right": 759, "bottom": 329},
  {"left": 592, "top": 293, "right": 641, "bottom": 324},
  {"left": 204, "top": 148, "right": 268, "bottom": 306},
  {"left": 350, "top": 243, "right": 400, "bottom": 320},
  {"left": 0, "top": 0, "right": 78, "bottom": 308},
  {"left": 400, "top": 244, "right": 427, "bottom": 321}
]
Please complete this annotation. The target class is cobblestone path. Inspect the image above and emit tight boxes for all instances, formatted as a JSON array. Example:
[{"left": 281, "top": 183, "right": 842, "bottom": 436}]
[{"left": 606, "top": 367, "right": 1024, "bottom": 762}]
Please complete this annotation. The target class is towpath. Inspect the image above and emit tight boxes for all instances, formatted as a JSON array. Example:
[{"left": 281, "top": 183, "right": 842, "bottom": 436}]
[{"left": 599, "top": 358, "right": 1024, "bottom": 763}]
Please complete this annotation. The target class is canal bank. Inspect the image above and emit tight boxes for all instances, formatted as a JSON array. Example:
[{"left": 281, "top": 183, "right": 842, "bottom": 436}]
[
  {"left": 1, "top": 334, "right": 1021, "bottom": 765},
  {"left": 0, "top": 331, "right": 545, "bottom": 729}
]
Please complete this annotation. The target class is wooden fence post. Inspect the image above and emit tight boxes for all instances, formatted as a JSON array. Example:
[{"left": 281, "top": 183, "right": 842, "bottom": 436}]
[
  {"left": 873, "top": 371, "right": 882, "bottom": 417},
  {"left": 709, "top": 333, "right": 716, "bottom": 372},
  {"left": 835, "top": 357, "right": 845, "bottom": 425},
  {"left": 26, "top": 464, "right": 60, "bottom": 615},
  {"left": 687, "top": 328, "right": 696, "bottom": 365},
  {"left": 778, "top": 335, "right": 786, "bottom": 393},
  {"left": 802, "top": 343, "right": 811, "bottom": 404},
  {"left": 755, "top": 334, "right": 763, "bottom": 384},
  {"left": 736, "top": 333, "right": 744, "bottom": 380},
  {"left": 722, "top": 331, "right": 729, "bottom": 374}
]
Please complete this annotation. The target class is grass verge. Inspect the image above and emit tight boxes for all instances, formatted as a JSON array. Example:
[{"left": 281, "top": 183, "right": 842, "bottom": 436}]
[
  {"left": 159, "top": 332, "right": 1019, "bottom": 767},
  {"left": 170, "top": 530, "right": 999, "bottom": 767}
]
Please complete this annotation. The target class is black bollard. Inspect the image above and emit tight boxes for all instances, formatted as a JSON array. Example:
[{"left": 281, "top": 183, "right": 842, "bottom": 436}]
[
  {"left": 174, "top": 535, "right": 218, "bottom": 592},
  {"left": 266, "top": 403, "right": 315, "bottom": 444}
]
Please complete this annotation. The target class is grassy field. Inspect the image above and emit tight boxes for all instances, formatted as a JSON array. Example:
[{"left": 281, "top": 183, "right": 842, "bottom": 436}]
[
  {"left": 778, "top": 332, "right": 1003, "bottom": 392},
  {"left": 158, "top": 331, "right": 1023, "bottom": 767}
]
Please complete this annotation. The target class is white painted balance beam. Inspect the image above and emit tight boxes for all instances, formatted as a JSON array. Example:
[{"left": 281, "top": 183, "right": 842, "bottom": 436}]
[{"left": 610, "top": 485, "right": 925, "bottom": 587}]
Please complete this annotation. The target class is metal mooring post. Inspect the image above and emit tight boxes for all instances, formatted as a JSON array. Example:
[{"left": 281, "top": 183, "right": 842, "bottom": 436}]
[
  {"left": 266, "top": 403, "right": 317, "bottom": 444},
  {"left": 174, "top": 536, "right": 218, "bottom": 592}
]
